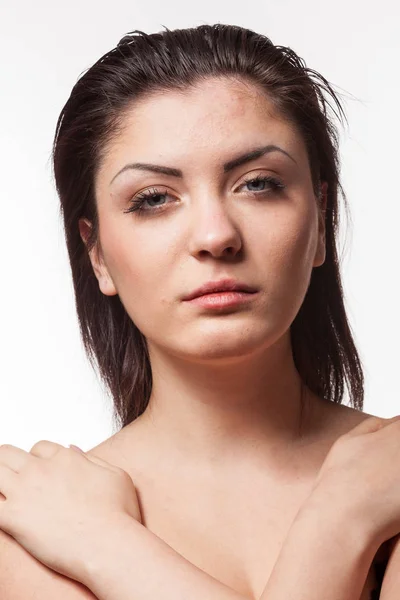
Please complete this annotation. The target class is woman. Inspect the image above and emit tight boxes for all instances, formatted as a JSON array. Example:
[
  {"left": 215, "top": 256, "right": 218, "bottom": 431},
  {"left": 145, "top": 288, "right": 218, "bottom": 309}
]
[{"left": 0, "top": 22, "right": 397, "bottom": 599}]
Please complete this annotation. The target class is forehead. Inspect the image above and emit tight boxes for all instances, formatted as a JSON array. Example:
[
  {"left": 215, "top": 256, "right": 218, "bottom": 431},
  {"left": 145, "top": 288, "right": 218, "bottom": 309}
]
[{"left": 99, "top": 77, "right": 304, "bottom": 181}]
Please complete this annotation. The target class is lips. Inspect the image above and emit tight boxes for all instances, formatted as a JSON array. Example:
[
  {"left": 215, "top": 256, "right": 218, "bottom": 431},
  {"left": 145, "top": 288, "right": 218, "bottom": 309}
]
[{"left": 183, "top": 278, "right": 258, "bottom": 301}]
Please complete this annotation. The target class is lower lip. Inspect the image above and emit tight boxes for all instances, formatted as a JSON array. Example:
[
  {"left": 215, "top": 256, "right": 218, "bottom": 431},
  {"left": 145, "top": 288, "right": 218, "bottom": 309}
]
[{"left": 185, "top": 291, "right": 258, "bottom": 309}]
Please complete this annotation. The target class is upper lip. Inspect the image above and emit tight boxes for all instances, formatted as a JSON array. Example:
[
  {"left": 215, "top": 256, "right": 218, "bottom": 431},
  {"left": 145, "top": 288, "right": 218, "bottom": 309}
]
[{"left": 183, "top": 278, "right": 258, "bottom": 301}]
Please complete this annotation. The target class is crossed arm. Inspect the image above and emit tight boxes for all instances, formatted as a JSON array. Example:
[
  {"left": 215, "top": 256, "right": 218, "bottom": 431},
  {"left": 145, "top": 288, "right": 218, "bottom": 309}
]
[
  {"left": 1, "top": 504, "right": 398, "bottom": 599},
  {"left": 79, "top": 502, "right": 399, "bottom": 600}
]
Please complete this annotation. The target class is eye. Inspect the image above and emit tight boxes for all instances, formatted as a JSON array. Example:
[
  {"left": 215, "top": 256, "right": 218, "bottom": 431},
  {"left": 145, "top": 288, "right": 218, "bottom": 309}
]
[
  {"left": 123, "top": 187, "right": 172, "bottom": 215},
  {"left": 123, "top": 174, "right": 286, "bottom": 216},
  {"left": 237, "top": 173, "right": 285, "bottom": 195}
]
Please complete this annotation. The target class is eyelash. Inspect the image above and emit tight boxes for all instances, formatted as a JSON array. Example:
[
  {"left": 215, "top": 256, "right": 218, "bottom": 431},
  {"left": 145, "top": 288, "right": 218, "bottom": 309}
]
[{"left": 123, "top": 174, "right": 286, "bottom": 216}]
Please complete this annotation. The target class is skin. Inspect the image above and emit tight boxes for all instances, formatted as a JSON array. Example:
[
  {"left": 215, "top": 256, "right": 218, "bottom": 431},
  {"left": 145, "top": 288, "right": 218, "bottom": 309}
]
[
  {"left": 79, "top": 75, "right": 330, "bottom": 483},
  {"left": 0, "top": 76, "right": 395, "bottom": 600}
]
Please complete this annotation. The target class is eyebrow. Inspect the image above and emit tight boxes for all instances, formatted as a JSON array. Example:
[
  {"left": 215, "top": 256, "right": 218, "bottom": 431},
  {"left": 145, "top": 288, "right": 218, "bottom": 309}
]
[{"left": 109, "top": 144, "right": 297, "bottom": 185}]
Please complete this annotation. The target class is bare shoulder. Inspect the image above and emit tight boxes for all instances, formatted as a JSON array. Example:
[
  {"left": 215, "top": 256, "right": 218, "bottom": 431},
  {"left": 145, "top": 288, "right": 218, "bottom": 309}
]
[
  {"left": 315, "top": 399, "right": 377, "bottom": 440},
  {"left": 334, "top": 403, "right": 376, "bottom": 429},
  {"left": 85, "top": 417, "right": 152, "bottom": 475},
  {"left": 0, "top": 528, "right": 97, "bottom": 599}
]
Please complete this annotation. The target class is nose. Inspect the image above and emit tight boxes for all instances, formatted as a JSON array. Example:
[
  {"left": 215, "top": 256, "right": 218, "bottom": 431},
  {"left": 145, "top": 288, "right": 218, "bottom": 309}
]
[{"left": 187, "top": 198, "right": 243, "bottom": 259}]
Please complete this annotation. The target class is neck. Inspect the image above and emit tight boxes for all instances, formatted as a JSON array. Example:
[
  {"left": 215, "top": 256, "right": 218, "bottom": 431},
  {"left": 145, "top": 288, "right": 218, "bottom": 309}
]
[{"left": 132, "top": 331, "right": 323, "bottom": 475}]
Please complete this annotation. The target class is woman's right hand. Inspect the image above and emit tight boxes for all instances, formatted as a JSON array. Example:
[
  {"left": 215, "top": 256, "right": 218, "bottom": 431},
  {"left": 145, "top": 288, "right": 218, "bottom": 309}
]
[{"left": 307, "top": 414, "right": 400, "bottom": 550}]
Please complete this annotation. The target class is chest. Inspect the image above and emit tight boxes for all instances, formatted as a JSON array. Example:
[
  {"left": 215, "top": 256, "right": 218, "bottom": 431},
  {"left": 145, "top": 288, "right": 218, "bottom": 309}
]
[{"left": 127, "top": 467, "right": 379, "bottom": 600}]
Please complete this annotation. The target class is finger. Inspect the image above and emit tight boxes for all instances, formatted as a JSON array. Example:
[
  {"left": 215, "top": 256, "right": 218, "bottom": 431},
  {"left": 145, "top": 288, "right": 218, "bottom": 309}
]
[
  {"left": 48, "top": 443, "right": 124, "bottom": 475},
  {"left": 84, "top": 450, "right": 126, "bottom": 474},
  {"left": 29, "top": 440, "right": 65, "bottom": 458},
  {"left": 343, "top": 414, "right": 400, "bottom": 438},
  {"left": 0, "top": 445, "right": 30, "bottom": 473},
  {"left": 69, "top": 444, "right": 85, "bottom": 453},
  {"left": 32, "top": 441, "right": 111, "bottom": 472}
]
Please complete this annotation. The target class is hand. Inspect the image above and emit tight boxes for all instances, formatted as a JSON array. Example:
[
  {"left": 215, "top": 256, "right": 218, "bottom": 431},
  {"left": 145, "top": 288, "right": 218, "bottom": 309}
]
[
  {"left": 0, "top": 440, "right": 142, "bottom": 583},
  {"left": 308, "top": 414, "right": 400, "bottom": 550}
]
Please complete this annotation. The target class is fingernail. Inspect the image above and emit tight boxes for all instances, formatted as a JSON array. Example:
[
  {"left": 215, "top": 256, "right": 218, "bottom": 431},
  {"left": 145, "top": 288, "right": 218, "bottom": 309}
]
[{"left": 69, "top": 444, "right": 85, "bottom": 453}]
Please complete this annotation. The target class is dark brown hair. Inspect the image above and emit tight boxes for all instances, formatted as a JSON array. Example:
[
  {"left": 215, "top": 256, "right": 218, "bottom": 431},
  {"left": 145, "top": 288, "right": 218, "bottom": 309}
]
[{"left": 51, "top": 23, "right": 363, "bottom": 433}]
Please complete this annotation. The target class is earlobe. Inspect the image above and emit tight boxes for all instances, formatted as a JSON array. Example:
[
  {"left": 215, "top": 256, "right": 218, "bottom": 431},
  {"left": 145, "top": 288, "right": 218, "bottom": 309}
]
[
  {"left": 98, "top": 274, "right": 118, "bottom": 296},
  {"left": 78, "top": 218, "right": 118, "bottom": 297},
  {"left": 93, "top": 256, "right": 118, "bottom": 297},
  {"left": 93, "top": 262, "right": 118, "bottom": 297}
]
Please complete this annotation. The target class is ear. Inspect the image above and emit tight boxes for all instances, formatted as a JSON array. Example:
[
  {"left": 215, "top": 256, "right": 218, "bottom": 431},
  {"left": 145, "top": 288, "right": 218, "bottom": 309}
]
[
  {"left": 313, "top": 181, "right": 328, "bottom": 268},
  {"left": 78, "top": 218, "right": 118, "bottom": 296}
]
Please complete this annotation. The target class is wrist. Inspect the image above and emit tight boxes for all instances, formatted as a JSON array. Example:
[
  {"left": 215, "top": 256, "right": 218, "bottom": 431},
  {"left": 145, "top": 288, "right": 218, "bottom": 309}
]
[
  {"left": 300, "top": 487, "right": 379, "bottom": 561},
  {"left": 260, "top": 495, "right": 379, "bottom": 600},
  {"left": 80, "top": 513, "right": 139, "bottom": 591},
  {"left": 80, "top": 514, "right": 250, "bottom": 600}
]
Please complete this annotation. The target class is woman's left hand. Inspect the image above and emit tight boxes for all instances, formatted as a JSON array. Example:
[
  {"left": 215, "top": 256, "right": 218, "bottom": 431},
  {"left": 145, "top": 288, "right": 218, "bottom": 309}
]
[{"left": 0, "top": 440, "right": 142, "bottom": 584}]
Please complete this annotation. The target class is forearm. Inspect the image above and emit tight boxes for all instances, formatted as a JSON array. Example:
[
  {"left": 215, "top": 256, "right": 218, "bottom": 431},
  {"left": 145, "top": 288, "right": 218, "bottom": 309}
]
[
  {"left": 81, "top": 515, "right": 250, "bottom": 600},
  {"left": 259, "top": 498, "right": 378, "bottom": 600},
  {"left": 79, "top": 500, "right": 378, "bottom": 600}
]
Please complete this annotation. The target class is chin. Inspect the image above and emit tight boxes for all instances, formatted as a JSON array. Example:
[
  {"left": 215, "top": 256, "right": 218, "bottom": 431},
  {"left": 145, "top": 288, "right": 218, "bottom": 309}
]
[{"left": 166, "top": 329, "right": 276, "bottom": 362}]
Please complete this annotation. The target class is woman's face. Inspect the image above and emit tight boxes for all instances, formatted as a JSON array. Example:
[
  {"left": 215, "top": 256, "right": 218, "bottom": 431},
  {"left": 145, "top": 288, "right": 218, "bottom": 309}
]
[{"left": 82, "top": 77, "right": 326, "bottom": 362}]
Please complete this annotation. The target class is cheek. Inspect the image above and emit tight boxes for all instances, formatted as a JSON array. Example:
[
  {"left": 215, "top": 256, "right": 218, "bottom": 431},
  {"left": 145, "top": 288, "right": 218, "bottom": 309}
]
[
  {"left": 275, "top": 221, "right": 316, "bottom": 269},
  {"left": 102, "top": 223, "right": 175, "bottom": 325},
  {"left": 104, "top": 217, "right": 168, "bottom": 283},
  {"left": 256, "top": 207, "right": 318, "bottom": 298}
]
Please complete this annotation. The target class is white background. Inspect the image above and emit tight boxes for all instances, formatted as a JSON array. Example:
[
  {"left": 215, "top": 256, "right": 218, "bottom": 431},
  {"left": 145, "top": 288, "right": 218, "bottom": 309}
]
[{"left": 1, "top": 1, "right": 399, "bottom": 451}]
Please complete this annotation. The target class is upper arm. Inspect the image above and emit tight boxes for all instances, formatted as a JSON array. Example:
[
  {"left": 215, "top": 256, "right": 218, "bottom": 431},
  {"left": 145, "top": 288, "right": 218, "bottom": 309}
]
[{"left": 0, "top": 529, "right": 98, "bottom": 599}]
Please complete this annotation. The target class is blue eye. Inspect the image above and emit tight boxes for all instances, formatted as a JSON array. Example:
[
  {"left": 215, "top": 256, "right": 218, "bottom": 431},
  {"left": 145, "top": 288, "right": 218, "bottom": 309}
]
[
  {"left": 123, "top": 174, "right": 285, "bottom": 216},
  {"left": 123, "top": 186, "right": 170, "bottom": 215},
  {"left": 240, "top": 173, "right": 285, "bottom": 194}
]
